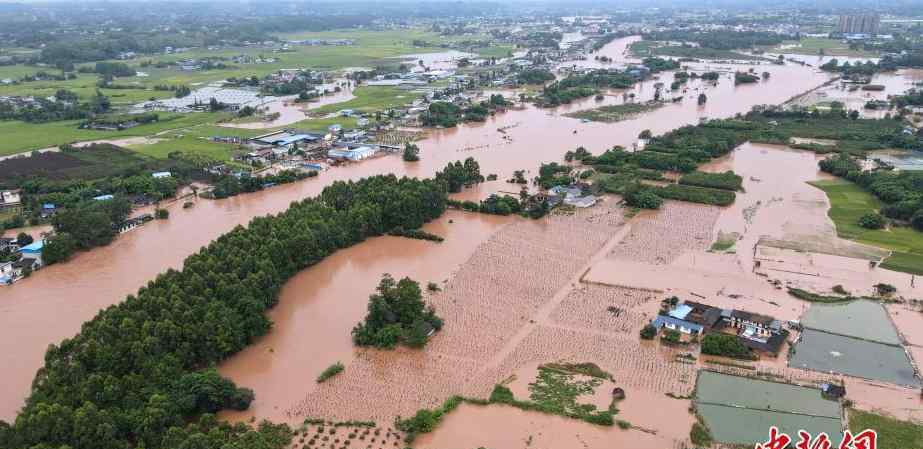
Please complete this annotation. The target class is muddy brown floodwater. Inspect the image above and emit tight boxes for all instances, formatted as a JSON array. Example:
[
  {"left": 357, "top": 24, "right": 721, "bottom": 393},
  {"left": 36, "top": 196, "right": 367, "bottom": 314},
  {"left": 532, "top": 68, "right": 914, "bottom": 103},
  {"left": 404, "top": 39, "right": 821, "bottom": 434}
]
[{"left": 0, "top": 36, "right": 830, "bottom": 422}]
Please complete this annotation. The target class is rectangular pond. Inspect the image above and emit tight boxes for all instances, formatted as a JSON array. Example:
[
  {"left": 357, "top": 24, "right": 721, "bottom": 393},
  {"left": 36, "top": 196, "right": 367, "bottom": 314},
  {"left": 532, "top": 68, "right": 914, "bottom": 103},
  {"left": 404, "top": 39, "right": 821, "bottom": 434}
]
[
  {"left": 697, "top": 403, "right": 843, "bottom": 445},
  {"left": 696, "top": 371, "right": 841, "bottom": 418},
  {"left": 799, "top": 300, "right": 901, "bottom": 345},
  {"left": 695, "top": 372, "right": 843, "bottom": 445},
  {"left": 790, "top": 329, "right": 919, "bottom": 387}
]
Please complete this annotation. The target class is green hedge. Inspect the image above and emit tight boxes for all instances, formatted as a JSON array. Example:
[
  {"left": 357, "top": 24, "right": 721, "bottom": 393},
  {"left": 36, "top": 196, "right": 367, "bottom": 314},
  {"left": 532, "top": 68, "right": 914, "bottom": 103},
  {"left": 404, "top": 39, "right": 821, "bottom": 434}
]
[
  {"left": 679, "top": 170, "right": 743, "bottom": 191},
  {"left": 655, "top": 184, "right": 736, "bottom": 206}
]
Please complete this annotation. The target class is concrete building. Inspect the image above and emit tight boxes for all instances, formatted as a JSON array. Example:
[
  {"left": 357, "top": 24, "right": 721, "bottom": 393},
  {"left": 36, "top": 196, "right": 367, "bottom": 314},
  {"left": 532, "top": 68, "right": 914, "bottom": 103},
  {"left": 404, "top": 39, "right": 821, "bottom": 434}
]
[
  {"left": 18, "top": 240, "right": 44, "bottom": 267},
  {"left": 837, "top": 14, "right": 880, "bottom": 35},
  {"left": 327, "top": 146, "right": 376, "bottom": 161},
  {"left": 0, "top": 190, "right": 21, "bottom": 210}
]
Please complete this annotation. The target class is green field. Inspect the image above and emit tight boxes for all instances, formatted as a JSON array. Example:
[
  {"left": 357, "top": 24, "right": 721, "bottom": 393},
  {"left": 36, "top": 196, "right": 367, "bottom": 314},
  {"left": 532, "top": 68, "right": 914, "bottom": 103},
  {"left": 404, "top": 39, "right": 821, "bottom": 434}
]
[
  {"left": 772, "top": 38, "right": 879, "bottom": 58},
  {"left": 849, "top": 409, "right": 923, "bottom": 449},
  {"left": 810, "top": 178, "right": 923, "bottom": 274},
  {"left": 0, "top": 28, "right": 469, "bottom": 103},
  {"left": 0, "top": 28, "right": 475, "bottom": 162},
  {"left": 630, "top": 40, "right": 766, "bottom": 61},
  {"left": 0, "top": 112, "right": 231, "bottom": 157},
  {"left": 312, "top": 86, "right": 420, "bottom": 114},
  {"left": 126, "top": 135, "right": 242, "bottom": 160}
]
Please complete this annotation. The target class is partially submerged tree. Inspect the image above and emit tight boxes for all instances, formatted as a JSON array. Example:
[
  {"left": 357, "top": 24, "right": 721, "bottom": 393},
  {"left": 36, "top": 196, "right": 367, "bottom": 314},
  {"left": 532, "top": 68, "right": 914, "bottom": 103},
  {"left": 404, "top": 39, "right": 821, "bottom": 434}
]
[{"left": 352, "top": 274, "right": 443, "bottom": 349}]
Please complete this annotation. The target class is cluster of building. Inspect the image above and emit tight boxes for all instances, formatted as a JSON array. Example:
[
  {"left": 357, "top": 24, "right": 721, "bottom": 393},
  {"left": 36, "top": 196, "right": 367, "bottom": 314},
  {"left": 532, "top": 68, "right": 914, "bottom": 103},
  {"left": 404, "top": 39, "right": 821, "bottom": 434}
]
[
  {"left": 546, "top": 184, "right": 598, "bottom": 208},
  {"left": 652, "top": 300, "right": 789, "bottom": 356},
  {"left": 0, "top": 238, "right": 43, "bottom": 285},
  {"left": 135, "top": 86, "right": 275, "bottom": 113},
  {"left": 234, "top": 128, "right": 398, "bottom": 168}
]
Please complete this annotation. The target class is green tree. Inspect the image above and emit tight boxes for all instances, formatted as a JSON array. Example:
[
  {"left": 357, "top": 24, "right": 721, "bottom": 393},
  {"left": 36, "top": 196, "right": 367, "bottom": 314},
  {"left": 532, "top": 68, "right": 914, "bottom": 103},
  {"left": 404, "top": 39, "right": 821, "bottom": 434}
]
[
  {"left": 16, "top": 232, "right": 33, "bottom": 246},
  {"left": 402, "top": 143, "right": 420, "bottom": 162},
  {"left": 857, "top": 212, "right": 885, "bottom": 229},
  {"left": 42, "top": 233, "right": 78, "bottom": 265},
  {"left": 352, "top": 274, "right": 443, "bottom": 349}
]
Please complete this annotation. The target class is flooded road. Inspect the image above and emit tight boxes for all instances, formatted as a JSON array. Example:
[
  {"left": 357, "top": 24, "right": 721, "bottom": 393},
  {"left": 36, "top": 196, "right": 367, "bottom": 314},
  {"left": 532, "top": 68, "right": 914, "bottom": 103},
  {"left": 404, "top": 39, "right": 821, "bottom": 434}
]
[{"left": 0, "top": 36, "right": 831, "bottom": 421}]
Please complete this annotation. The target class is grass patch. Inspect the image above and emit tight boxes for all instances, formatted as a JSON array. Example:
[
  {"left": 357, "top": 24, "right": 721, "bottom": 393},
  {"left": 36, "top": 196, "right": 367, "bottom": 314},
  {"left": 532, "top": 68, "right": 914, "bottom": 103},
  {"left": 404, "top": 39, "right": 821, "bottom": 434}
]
[
  {"left": 316, "top": 362, "right": 344, "bottom": 383},
  {"left": 710, "top": 231, "right": 738, "bottom": 252},
  {"left": 772, "top": 38, "right": 879, "bottom": 58},
  {"left": 540, "top": 362, "right": 613, "bottom": 380},
  {"left": 127, "top": 135, "right": 242, "bottom": 161},
  {"left": 630, "top": 40, "right": 766, "bottom": 61},
  {"left": 0, "top": 112, "right": 229, "bottom": 157},
  {"left": 848, "top": 409, "right": 923, "bottom": 449},
  {"left": 311, "top": 86, "right": 420, "bottom": 114},
  {"left": 810, "top": 179, "right": 923, "bottom": 275},
  {"left": 564, "top": 102, "right": 663, "bottom": 123}
]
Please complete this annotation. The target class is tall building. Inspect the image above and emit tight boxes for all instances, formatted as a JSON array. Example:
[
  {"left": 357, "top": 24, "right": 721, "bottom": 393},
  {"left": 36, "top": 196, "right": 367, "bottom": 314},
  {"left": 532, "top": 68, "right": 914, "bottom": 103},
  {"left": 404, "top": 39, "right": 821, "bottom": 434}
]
[{"left": 837, "top": 14, "right": 880, "bottom": 35}]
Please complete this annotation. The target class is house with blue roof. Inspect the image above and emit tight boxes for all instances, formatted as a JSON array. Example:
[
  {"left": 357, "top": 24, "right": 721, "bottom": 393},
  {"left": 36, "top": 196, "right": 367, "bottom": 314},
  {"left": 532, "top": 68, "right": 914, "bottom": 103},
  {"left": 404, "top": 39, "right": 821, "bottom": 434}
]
[{"left": 652, "top": 301, "right": 725, "bottom": 336}]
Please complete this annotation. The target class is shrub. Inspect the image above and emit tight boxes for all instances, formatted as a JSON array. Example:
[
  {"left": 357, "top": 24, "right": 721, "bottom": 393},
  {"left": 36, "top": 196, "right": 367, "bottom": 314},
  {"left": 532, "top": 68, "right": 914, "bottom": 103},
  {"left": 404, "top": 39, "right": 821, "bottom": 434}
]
[
  {"left": 857, "top": 212, "right": 886, "bottom": 229},
  {"left": 625, "top": 187, "right": 663, "bottom": 209},
  {"left": 655, "top": 184, "right": 736, "bottom": 206},
  {"left": 911, "top": 210, "right": 923, "bottom": 231},
  {"left": 700, "top": 333, "right": 755, "bottom": 360},
  {"left": 661, "top": 329, "right": 682, "bottom": 344},
  {"left": 690, "top": 422, "right": 713, "bottom": 446},
  {"left": 874, "top": 283, "right": 897, "bottom": 296},
  {"left": 155, "top": 208, "right": 169, "bottom": 219},
  {"left": 489, "top": 385, "right": 515, "bottom": 403},
  {"left": 317, "top": 362, "right": 345, "bottom": 383},
  {"left": 640, "top": 324, "right": 657, "bottom": 340},
  {"left": 679, "top": 171, "right": 742, "bottom": 191}
]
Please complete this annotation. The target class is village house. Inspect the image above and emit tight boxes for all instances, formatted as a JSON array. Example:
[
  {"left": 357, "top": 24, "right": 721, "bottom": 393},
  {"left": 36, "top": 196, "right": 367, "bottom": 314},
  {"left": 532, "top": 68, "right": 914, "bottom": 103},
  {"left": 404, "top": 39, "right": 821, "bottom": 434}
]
[
  {"left": 652, "top": 301, "right": 789, "bottom": 355},
  {"left": 548, "top": 185, "right": 598, "bottom": 208},
  {"left": 723, "top": 309, "right": 782, "bottom": 338},
  {"left": 0, "top": 190, "right": 22, "bottom": 211},
  {"left": 18, "top": 240, "right": 44, "bottom": 268},
  {"left": 0, "top": 260, "right": 13, "bottom": 284},
  {"left": 0, "top": 237, "right": 20, "bottom": 253},
  {"left": 327, "top": 146, "right": 377, "bottom": 161}
]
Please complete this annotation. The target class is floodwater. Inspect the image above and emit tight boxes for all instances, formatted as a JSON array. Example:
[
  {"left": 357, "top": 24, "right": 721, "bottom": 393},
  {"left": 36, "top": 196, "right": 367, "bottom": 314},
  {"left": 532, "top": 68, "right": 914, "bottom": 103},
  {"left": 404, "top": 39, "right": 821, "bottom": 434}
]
[
  {"left": 413, "top": 403, "right": 675, "bottom": 449},
  {"left": 219, "top": 210, "right": 511, "bottom": 421},
  {"left": 0, "top": 36, "right": 836, "bottom": 421},
  {"left": 221, "top": 81, "right": 357, "bottom": 129}
]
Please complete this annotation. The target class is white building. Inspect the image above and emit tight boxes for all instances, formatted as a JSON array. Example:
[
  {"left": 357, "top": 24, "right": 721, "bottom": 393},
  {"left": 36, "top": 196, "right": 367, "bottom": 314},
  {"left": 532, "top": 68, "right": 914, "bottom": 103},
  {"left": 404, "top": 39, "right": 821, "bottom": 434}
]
[{"left": 328, "top": 146, "right": 377, "bottom": 161}]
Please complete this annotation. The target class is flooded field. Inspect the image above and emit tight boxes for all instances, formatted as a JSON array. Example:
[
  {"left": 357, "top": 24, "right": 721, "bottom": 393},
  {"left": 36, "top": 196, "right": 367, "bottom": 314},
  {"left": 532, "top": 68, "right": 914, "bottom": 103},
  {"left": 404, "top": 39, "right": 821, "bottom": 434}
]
[
  {"left": 8, "top": 34, "right": 923, "bottom": 445},
  {"left": 0, "top": 36, "right": 837, "bottom": 422},
  {"left": 413, "top": 403, "right": 675, "bottom": 449},
  {"left": 219, "top": 210, "right": 511, "bottom": 422},
  {"left": 695, "top": 371, "right": 842, "bottom": 445}
]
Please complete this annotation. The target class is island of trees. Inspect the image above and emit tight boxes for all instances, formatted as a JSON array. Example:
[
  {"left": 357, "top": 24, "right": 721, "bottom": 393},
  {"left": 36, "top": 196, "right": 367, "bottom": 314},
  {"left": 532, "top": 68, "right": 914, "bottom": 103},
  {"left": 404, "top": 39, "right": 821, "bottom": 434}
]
[{"left": 352, "top": 274, "right": 444, "bottom": 349}]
